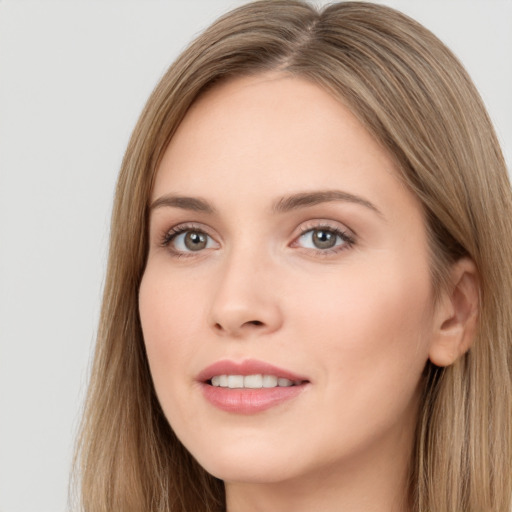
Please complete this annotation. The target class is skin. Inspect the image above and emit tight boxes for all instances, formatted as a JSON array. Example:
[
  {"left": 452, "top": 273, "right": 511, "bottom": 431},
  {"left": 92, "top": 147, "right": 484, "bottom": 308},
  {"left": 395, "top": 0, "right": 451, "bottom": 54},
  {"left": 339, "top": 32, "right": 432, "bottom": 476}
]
[{"left": 139, "top": 73, "right": 476, "bottom": 512}]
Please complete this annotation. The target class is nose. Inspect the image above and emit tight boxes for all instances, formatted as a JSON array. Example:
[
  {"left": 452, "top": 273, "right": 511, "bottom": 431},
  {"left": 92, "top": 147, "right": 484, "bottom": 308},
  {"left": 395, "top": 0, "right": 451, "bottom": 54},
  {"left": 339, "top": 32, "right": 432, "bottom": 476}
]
[{"left": 208, "top": 249, "right": 283, "bottom": 338}]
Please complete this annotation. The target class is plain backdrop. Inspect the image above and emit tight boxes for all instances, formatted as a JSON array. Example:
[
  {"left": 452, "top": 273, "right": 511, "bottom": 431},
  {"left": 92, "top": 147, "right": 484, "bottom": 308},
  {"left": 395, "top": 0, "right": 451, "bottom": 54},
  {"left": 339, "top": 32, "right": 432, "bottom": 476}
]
[{"left": 0, "top": 1, "right": 510, "bottom": 511}]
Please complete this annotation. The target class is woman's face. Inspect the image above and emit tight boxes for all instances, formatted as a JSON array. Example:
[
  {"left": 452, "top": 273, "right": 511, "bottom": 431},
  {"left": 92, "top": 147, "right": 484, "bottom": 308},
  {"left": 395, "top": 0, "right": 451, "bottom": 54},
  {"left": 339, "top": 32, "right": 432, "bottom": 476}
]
[{"left": 139, "top": 73, "right": 440, "bottom": 486}]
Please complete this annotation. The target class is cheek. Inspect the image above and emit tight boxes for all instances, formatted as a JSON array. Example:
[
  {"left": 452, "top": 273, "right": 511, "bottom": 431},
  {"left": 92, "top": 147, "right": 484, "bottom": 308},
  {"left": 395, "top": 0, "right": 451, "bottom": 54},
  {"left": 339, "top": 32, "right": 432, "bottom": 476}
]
[
  {"left": 138, "top": 267, "right": 205, "bottom": 398},
  {"left": 139, "top": 271, "right": 216, "bottom": 456},
  {"left": 289, "top": 258, "right": 433, "bottom": 390},
  {"left": 274, "top": 261, "right": 433, "bottom": 463}
]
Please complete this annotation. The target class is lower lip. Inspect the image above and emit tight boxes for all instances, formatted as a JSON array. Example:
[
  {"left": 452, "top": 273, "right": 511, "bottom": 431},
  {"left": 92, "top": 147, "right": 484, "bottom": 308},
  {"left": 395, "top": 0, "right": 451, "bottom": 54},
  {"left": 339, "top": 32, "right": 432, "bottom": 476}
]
[{"left": 200, "top": 383, "right": 307, "bottom": 414}]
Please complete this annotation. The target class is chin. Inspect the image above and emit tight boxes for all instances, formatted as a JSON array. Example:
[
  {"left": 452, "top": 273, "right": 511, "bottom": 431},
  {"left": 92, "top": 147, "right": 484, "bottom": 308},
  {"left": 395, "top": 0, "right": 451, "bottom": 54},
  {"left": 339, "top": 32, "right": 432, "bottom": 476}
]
[
  {"left": 203, "top": 459, "right": 300, "bottom": 485},
  {"left": 186, "top": 436, "right": 307, "bottom": 484}
]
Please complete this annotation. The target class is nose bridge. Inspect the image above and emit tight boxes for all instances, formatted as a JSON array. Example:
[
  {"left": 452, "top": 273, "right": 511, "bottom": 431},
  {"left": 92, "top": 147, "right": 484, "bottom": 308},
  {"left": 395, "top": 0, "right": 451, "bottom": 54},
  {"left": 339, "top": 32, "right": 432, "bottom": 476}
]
[{"left": 209, "top": 239, "right": 282, "bottom": 337}]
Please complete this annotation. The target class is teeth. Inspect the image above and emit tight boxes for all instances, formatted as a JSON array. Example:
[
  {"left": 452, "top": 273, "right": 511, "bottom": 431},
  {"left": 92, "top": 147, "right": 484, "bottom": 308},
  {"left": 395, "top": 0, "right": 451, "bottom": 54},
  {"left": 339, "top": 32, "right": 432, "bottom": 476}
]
[
  {"left": 244, "top": 374, "right": 263, "bottom": 388},
  {"left": 227, "top": 375, "right": 244, "bottom": 388},
  {"left": 262, "top": 375, "right": 278, "bottom": 388},
  {"left": 210, "top": 374, "right": 299, "bottom": 389}
]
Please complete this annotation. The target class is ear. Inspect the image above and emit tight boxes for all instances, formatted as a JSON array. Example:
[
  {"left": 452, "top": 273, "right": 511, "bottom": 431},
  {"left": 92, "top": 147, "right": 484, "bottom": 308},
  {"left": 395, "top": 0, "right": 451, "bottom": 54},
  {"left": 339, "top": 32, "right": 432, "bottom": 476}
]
[{"left": 428, "top": 257, "right": 479, "bottom": 367}]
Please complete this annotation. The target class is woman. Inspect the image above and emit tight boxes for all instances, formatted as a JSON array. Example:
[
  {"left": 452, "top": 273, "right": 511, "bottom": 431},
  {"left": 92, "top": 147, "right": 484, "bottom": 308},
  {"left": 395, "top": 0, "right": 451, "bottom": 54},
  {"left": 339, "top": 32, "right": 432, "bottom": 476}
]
[{"left": 74, "top": 1, "right": 512, "bottom": 511}]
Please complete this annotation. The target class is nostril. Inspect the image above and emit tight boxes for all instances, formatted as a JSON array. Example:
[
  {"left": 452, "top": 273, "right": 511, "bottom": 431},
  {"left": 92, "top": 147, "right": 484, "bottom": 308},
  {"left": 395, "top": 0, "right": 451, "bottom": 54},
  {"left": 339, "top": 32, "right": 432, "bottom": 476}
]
[{"left": 212, "top": 319, "right": 268, "bottom": 334}]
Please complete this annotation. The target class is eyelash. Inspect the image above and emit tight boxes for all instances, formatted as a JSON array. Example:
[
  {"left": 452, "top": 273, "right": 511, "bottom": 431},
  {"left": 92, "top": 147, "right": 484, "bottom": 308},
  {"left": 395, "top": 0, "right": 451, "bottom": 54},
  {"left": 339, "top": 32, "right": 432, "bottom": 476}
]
[
  {"left": 294, "top": 223, "right": 355, "bottom": 256},
  {"left": 160, "top": 222, "right": 355, "bottom": 258},
  {"left": 160, "top": 223, "right": 213, "bottom": 257}
]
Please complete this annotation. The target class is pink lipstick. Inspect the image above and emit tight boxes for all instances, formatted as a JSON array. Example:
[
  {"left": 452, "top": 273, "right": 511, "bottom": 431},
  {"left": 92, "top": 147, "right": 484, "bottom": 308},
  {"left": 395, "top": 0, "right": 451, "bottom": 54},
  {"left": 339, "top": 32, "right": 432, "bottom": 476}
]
[{"left": 198, "top": 359, "right": 309, "bottom": 414}]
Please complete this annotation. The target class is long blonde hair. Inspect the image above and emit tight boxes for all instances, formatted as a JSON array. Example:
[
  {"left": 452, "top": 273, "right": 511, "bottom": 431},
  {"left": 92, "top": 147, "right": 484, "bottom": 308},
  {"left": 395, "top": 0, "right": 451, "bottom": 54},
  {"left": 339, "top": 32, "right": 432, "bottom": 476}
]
[{"left": 73, "top": 2, "right": 512, "bottom": 511}]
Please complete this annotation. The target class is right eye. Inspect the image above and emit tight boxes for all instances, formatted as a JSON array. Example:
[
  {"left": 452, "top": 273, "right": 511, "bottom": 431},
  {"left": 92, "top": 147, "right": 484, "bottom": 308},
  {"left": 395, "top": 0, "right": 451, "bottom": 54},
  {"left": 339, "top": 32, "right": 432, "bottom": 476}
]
[{"left": 163, "top": 227, "right": 219, "bottom": 255}]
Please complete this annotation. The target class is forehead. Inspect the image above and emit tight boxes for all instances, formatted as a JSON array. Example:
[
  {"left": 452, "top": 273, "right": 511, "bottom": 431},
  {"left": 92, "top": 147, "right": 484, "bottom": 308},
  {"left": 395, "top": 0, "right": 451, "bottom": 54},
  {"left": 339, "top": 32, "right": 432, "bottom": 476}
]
[{"left": 152, "top": 72, "right": 417, "bottom": 221}]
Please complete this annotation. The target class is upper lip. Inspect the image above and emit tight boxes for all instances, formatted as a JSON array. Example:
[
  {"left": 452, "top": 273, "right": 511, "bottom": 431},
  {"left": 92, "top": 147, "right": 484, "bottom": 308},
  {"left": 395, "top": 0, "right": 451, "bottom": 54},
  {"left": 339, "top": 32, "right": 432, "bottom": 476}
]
[{"left": 197, "top": 359, "right": 309, "bottom": 383}]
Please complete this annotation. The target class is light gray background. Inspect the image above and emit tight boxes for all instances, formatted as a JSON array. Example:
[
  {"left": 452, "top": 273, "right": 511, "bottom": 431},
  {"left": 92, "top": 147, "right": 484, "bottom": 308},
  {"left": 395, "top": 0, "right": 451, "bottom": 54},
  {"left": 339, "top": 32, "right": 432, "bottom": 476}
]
[{"left": 0, "top": 1, "right": 510, "bottom": 511}]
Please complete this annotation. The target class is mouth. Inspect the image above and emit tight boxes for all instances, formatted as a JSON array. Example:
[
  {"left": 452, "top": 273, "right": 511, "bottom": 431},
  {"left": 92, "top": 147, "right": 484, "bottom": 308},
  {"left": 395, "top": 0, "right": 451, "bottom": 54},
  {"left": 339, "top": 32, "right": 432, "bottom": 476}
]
[
  {"left": 208, "top": 374, "right": 305, "bottom": 389},
  {"left": 198, "top": 359, "right": 310, "bottom": 414}
]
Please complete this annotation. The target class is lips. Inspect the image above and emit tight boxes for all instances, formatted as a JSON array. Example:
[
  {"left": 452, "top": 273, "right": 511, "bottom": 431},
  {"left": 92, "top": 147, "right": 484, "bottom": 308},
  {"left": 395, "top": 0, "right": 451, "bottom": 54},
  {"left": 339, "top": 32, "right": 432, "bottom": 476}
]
[
  {"left": 198, "top": 359, "right": 308, "bottom": 383},
  {"left": 197, "top": 359, "right": 310, "bottom": 414}
]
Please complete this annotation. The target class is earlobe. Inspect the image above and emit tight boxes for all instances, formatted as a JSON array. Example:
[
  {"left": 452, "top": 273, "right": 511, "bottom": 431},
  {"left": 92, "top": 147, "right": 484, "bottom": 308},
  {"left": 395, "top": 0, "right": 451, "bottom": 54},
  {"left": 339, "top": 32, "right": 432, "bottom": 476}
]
[{"left": 428, "top": 258, "right": 479, "bottom": 367}]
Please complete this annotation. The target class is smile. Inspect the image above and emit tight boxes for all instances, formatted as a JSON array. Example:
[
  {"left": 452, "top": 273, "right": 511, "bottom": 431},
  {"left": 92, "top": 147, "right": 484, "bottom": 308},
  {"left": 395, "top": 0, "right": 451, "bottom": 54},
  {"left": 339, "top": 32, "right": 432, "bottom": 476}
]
[
  {"left": 198, "top": 360, "right": 310, "bottom": 414},
  {"left": 210, "top": 375, "right": 303, "bottom": 388}
]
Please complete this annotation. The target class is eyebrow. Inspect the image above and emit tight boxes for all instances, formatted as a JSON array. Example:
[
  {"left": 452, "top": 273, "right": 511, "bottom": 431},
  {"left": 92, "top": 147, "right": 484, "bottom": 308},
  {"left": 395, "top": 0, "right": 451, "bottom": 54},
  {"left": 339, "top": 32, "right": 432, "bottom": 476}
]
[
  {"left": 149, "top": 189, "right": 382, "bottom": 217},
  {"left": 272, "top": 190, "right": 382, "bottom": 216},
  {"left": 150, "top": 195, "right": 216, "bottom": 214}
]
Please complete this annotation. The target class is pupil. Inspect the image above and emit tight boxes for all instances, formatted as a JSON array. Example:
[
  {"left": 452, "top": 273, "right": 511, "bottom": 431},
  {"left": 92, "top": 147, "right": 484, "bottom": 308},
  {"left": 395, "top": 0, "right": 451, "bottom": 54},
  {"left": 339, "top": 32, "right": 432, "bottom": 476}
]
[
  {"left": 313, "top": 229, "right": 336, "bottom": 249},
  {"left": 185, "top": 231, "right": 207, "bottom": 251}
]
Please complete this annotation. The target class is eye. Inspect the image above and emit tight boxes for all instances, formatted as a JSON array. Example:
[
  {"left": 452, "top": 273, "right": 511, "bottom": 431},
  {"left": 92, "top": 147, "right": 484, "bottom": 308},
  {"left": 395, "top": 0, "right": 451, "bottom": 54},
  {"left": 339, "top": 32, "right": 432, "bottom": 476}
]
[
  {"left": 163, "top": 226, "right": 218, "bottom": 254},
  {"left": 294, "top": 226, "right": 354, "bottom": 252}
]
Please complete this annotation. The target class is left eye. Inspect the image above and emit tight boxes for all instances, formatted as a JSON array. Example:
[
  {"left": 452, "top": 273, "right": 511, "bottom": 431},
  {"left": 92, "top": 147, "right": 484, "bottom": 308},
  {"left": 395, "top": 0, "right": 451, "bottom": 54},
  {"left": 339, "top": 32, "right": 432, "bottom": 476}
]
[
  {"left": 296, "top": 228, "right": 348, "bottom": 250},
  {"left": 171, "top": 230, "right": 217, "bottom": 252}
]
